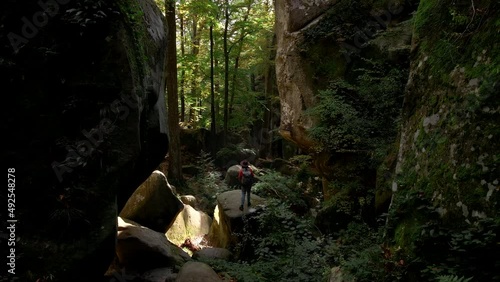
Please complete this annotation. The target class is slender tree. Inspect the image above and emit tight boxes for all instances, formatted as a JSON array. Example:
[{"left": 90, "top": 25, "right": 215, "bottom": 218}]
[
  {"left": 165, "top": 0, "right": 183, "bottom": 183},
  {"left": 210, "top": 23, "right": 217, "bottom": 156},
  {"left": 175, "top": 0, "right": 274, "bottom": 140},
  {"left": 222, "top": 0, "right": 230, "bottom": 145},
  {"left": 179, "top": 8, "right": 186, "bottom": 122},
  {"left": 229, "top": 0, "right": 252, "bottom": 115}
]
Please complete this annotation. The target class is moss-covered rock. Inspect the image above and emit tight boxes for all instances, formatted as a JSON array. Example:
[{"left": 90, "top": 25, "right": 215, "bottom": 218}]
[
  {"left": 275, "top": 0, "right": 417, "bottom": 207},
  {"left": 387, "top": 0, "right": 500, "bottom": 279}
]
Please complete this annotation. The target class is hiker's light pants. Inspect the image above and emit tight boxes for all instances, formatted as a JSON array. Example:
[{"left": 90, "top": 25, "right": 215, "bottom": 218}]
[{"left": 241, "top": 184, "right": 251, "bottom": 207}]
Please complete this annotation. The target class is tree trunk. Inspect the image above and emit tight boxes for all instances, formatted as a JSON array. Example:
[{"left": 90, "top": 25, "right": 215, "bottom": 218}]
[
  {"left": 165, "top": 0, "right": 183, "bottom": 183},
  {"left": 222, "top": 0, "right": 230, "bottom": 146},
  {"left": 210, "top": 24, "right": 217, "bottom": 157},
  {"left": 189, "top": 15, "right": 203, "bottom": 123},
  {"left": 179, "top": 12, "right": 186, "bottom": 122},
  {"left": 229, "top": 1, "right": 252, "bottom": 115}
]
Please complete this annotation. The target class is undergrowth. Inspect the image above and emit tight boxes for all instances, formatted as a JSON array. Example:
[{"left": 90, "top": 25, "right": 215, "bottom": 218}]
[{"left": 184, "top": 150, "right": 228, "bottom": 213}]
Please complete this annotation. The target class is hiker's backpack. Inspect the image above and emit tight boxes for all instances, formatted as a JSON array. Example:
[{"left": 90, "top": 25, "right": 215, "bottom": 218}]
[{"left": 241, "top": 167, "right": 253, "bottom": 185}]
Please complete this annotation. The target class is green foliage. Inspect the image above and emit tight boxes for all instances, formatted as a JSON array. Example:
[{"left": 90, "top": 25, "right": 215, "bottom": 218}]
[
  {"left": 185, "top": 150, "right": 227, "bottom": 211},
  {"left": 289, "top": 154, "right": 313, "bottom": 166},
  {"left": 321, "top": 220, "right": 410, "bottom": 282},
  {"left": 384, "top": 183, "right": 500, "bottom": 281},
  {"left": 208, "top": 199, "right": 331, "bottom": 282},
  {"left": 413, "top": 0, "right": 444, "bottom": 36},
  {"left": 307, "top": 59, "right": 405, "bottom": 157},
  {"left": 414, "top": 0, "right": 499, "bottom": 81},
  {"left": 228, "top": 90, "right": 266, "bottom": 129},
  {"left": 200, "top": 171, "right": 333, "bottom": 281},
  {"left": 321, "top": 183, "right": 374, "bottom": 217},
  {"left": 252, "top": 171, "right": 306, "bottom": 210},
  {"left": 289, "top": 154, "right": 314, "bottom": 182},
  {"left": 176, "top": 0, "right": 275, "bottom": 133},
  {"left": 64, "top": 0, "right": 116, "bottom": 28},
  {"left": 417, "top": 216, "right": 500, "bottom": 281},
  {"left": 117, "top": 0, "right": 149, "bottom": 80}
]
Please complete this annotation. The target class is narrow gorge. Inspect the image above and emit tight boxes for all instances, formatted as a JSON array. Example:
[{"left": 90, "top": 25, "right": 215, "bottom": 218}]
[{"left": 2, "top": 0, "right": 498, "bottom": 281}]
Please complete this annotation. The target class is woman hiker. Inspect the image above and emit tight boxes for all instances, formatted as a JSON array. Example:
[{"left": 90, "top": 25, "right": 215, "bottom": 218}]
[{"left": 237, "top": 160, "right": 255, "bottom": 211}]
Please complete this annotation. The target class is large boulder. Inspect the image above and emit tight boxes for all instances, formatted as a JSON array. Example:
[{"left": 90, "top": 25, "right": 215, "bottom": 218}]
[
  {"left": 115, "top": 217, "right": 190, "bottom": 272},
  {"left": 224, "top": 164, "right": 259, "bottom": 187},
  {"left": 166, "top": 204, "right": 213, "bottom": 247},
  {"left": 175, "top": 261, "right": 222, "bottom": 282},
  {"left": 2, "top": 0, "right": 169, "bottom": 280},
  {"left": 180, "top": 195, "right": 198, "bottom": 207},
  {"left": 207, "top": 190, "right": 265, "bottom": 249},
  {"left": 120, "top": 170, "right": 184, "bottom": 233}
]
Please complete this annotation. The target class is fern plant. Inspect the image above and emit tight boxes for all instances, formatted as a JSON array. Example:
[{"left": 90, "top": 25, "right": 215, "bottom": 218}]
[
  {"left": 184, "top": 150, "right": 226, "bottom": 212},
  {"left": 306, "top": 59, "right": 406, "bottom": 160}
]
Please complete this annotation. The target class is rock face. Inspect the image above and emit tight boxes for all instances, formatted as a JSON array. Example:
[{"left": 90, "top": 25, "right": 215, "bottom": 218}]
[
  {"left": 275, "top": 0, "right": 409, "bottom": 219},
  {"left": 208, "top": 190, "right": 265, "bottom": 249},
  {"left": 275, "top": 0, "right": 337, "bottom": 151},
  {"left": 274, "top": 0, "right": 415, "bottom": 201},
  {"left": 120, "top": 170, "right": 184, "bottom": 233},
  {"left": 386, "top": 1, "right": 500, "bottom": 279},
  {"left": 1, "top": 0, "right": 168, "bottom": 280},
  {"left": 166, "top": 204, "right": 213, "bottom": 247}
]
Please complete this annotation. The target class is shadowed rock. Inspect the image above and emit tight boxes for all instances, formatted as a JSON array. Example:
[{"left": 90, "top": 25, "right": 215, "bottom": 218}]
[
  {"left": 207, "top": 190, "right": 265, "bottom": 249},
  {"left": 115, "top": 217, "right": 191, "bottom": 272},
  {"left": 141, "top": 267, "right": 177, "bottom": 282},
  {"left": 2, "top": 0, "right": 169, "bottom": 280},
  {"left": 120, "top": 170, "right": 184, "bottom": 233}
]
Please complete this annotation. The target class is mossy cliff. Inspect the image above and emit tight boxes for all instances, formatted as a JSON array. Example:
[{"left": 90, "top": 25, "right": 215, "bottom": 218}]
[
  {"left": 387, "top": 0, "right": 499, "bottom": 279},
  {"left": 275, "top": 0, "right": 418, "bottom": 227},
  {"left": 275, "top": 0, "right": 499, "bottom": 278},
  {"left": 1, "top": 0, "right": 168, "bottom": 280}
]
